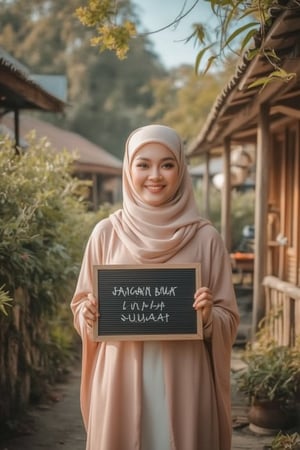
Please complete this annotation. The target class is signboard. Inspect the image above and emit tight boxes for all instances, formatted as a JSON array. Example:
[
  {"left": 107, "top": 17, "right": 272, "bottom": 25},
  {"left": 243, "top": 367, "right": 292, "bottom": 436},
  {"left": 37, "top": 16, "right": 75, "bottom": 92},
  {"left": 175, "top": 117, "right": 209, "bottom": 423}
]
[{"left": 93, "top": 263, "right": 202, "bottom": 341}]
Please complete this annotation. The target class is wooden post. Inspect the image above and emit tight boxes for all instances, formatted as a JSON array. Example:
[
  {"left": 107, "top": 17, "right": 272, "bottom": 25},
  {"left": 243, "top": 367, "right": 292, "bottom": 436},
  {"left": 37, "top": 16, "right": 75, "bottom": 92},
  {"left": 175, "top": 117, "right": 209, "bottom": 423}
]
[
  {"left": 14, "top": 109, "right": 20, "bottom": 154},
  {"left": 252, "top": 103, "right": 270, "bottom": 336},
  {"left": 221, "top": 137, "right": 231, "bottom": 251},
  {"left": 203, "top": 152, "right": 210, "bottom": 218},
  {"left": 92, "top": 173, "right": 98, "bottom": 211}
]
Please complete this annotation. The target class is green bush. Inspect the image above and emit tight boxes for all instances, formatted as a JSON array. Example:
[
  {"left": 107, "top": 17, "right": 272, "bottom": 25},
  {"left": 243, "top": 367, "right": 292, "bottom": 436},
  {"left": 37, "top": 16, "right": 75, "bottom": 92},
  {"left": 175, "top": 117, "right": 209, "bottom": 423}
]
[
  {"left": 0, "top": 285, "right": 13, "bottom": 316},
  {"left": 271, "top": 431, "right": 300, "bottom": 449},
  {"left": 0, "top": 133, "right": 89, "bottom": 309},
  {"left": 236, "top": 320, "right": 300, "bottom": 404},
  {"left": 0, "top": 133, "right": 116, "bottom": 403}
]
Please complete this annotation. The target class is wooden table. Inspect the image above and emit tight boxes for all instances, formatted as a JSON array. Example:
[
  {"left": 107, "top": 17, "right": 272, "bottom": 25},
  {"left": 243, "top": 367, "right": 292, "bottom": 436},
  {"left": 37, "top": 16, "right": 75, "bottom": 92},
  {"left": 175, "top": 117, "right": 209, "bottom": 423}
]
[{"left": 230, "top": 252, "right": 254, "bottom": 285}]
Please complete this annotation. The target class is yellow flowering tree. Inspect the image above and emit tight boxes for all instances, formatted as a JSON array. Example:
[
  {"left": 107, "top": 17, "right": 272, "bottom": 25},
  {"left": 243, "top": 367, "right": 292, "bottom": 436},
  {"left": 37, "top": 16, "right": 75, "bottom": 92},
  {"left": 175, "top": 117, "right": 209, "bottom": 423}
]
[{"left": 75, "top": 0, "right": 296, "bottom": 85}]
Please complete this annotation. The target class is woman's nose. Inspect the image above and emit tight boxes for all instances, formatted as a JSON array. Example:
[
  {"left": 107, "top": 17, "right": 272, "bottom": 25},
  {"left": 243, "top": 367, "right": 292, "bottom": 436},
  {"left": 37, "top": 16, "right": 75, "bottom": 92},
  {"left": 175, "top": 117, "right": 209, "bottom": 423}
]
[{"left": 149, "top": 167, "right": 162, "bottom": 179}]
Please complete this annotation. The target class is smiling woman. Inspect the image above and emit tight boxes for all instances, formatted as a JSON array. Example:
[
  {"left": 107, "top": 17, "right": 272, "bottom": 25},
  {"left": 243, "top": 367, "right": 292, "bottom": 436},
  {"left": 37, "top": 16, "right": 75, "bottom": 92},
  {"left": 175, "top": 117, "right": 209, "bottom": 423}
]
[
  {"left": 71, "top": 124, "right": 239, "bottom": 450},
  {"left": 130, "top": 143, "right": 179, "bottom": 206}
]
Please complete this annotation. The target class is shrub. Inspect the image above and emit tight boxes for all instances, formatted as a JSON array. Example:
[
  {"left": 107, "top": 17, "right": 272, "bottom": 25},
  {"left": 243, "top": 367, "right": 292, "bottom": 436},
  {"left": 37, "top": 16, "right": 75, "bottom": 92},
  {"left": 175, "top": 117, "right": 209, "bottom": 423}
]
[{"left": 0, "top": 133, "right": 116, "bottom": 419}]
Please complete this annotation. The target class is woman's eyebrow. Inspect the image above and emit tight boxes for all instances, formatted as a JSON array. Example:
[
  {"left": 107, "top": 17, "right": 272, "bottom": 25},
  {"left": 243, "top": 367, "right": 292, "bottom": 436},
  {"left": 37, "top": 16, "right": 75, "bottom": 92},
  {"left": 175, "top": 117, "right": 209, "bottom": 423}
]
[{"left": 134, "top": 156, "right": 176, "bottom": 161}]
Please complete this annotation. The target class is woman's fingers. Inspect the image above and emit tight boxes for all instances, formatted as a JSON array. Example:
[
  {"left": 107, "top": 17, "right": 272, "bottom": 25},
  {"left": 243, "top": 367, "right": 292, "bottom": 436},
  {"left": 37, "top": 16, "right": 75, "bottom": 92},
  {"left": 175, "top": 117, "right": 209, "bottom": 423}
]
[
  {"left": 193, "top": 287, "right": 212, "bottom": 308},
  {"left": 193, "top": 287, "right": 213, "bottom": 326},
  {"left": 83, "top": 294, "right": 98, "bottom": 328}
]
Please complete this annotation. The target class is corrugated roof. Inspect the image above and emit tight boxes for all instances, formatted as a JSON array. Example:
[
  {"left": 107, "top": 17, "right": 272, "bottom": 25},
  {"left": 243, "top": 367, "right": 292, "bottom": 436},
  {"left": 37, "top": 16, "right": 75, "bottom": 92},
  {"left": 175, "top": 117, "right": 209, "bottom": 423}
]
[
  {"left": 188, "top": 0, "right": 300, "bottom": 156},
  {"left": 0, "top": 47, "right": 66, "bottom": 112},
  {"left": 30, "top": 74, "right": 68, "bottom": 102},
  {"left": 0, "top": 47, "right": 30, "bottom": 75}
]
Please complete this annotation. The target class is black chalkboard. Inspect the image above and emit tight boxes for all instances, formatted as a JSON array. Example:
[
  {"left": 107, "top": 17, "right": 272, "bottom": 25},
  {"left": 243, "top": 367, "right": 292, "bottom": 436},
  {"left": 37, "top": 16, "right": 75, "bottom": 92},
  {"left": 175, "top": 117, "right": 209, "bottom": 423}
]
[{"left": 92, "top": 264, "right": 202, "bottom": 341}]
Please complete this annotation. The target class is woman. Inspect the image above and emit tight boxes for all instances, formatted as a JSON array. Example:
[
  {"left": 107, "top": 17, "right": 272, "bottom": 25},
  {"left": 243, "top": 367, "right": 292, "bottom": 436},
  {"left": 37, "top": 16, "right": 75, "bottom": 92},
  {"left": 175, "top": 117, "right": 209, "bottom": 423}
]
[{"left": 71, "top": 124, "right": 239, "bottom": 450}]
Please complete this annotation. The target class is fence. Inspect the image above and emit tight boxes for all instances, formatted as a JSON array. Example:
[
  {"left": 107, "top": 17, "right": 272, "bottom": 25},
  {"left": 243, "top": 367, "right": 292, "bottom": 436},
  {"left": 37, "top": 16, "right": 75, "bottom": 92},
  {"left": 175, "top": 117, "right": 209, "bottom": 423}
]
[{"left": 263, "top": 275, "right": 300, "bottom": 347}]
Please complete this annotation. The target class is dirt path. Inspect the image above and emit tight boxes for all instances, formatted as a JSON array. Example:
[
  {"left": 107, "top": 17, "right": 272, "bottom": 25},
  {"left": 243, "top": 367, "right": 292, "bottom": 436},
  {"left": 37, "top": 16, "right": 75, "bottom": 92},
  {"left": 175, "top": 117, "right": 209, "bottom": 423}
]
[
  {"left": 0, "top": 364, "right": 86, "bottom": 450},
  {"left": 0, "top": 287, "right": 275, "bottom": 450},
  {"left": 0, "top": 355, "right": 274, "bottom": 450}
]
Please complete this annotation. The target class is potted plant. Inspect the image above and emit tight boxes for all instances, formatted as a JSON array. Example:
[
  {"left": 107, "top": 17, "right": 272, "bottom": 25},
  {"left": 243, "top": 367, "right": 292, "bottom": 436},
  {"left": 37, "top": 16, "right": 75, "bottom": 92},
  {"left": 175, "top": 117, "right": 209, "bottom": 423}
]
[
  {"left": 235, "top": 322, "right": 300, "bottom": 434},
  {"left": 269, "top": 431, "right": 300, "bottom": 449}
]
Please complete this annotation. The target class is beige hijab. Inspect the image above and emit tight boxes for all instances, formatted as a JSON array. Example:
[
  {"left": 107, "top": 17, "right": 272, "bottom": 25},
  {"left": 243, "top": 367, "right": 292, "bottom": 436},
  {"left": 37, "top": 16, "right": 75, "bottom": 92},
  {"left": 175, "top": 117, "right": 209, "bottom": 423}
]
[{"left": 110, "top": 124, "right": 209, "bottom": 263}]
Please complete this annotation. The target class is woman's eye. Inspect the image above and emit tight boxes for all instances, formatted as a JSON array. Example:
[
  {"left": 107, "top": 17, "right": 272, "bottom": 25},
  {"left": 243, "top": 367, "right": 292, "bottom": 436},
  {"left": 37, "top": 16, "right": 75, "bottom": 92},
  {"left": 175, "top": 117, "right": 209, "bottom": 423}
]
[
  {"left": 136, "top": 163, "right": 148, "bottom": 169},
  {"left": 162, "top": 163, "right": 175, "bottom": 169}
]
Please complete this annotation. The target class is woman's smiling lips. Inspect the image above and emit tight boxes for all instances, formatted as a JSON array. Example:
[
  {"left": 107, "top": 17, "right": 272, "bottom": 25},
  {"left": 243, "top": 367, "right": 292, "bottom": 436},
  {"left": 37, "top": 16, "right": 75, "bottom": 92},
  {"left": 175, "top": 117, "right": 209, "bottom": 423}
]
[{"left": 145, "top": 184, "right": 165, "bottom": 193}]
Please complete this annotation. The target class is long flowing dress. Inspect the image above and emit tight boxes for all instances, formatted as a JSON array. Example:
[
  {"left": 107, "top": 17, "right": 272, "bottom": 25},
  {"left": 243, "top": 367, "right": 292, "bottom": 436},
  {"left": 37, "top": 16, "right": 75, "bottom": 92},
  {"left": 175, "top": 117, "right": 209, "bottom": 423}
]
[{"left": 71, "top": 217, "right": 239, "bottom": 450}]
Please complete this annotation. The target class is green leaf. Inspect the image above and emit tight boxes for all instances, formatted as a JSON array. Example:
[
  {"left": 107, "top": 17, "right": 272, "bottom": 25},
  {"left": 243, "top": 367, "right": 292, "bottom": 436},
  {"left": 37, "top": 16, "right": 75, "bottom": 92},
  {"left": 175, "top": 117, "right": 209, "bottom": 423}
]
[
  {"left": 246, "top": 47, "right": 260, "bottom": 61},
  {"left": 194, "top": 44, "right": 214, "bottom": 74},
  {"left": 0, "top": 285, "right": 13, "bottom": 316},
  {"left": 240, "top": 28, "right": 257, "bottom": 52},
  {"left": 189, "top": 24, "right": 206, "bottom": 45},
  {"left": 210, "top": 0, "right": 233, "bottom": 14},
  {"left": 248, "top": 70, "right": 296, "bottom": 90},
  {"left": 224, "top": 21, "right": 258, "bottom": 48},
  {"left": 203, "top": 55, "right": 217, "bottom": 75},
  {"left": 239, "top": 7, "right": 260, "bottom": 21}
]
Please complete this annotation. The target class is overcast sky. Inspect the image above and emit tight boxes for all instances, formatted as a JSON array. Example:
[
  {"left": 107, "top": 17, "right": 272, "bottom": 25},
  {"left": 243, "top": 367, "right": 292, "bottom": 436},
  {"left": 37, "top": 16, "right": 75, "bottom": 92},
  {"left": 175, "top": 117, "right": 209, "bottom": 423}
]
[{"left": 133, "top": 0, "right": 216, "bottom": 68}]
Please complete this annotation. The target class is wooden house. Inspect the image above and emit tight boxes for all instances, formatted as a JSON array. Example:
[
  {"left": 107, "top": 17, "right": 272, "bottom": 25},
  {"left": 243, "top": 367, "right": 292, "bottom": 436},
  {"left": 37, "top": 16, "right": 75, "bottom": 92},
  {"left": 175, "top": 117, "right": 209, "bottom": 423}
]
[
  {"left": 188, "top": 3, "right": 300, "bottom": 344},
  {"left": 0, "top": 48, "right": 122, "bottom": 209},
  {"left": 0, "top": 47, "right": 65, "bottom": 142},
  {"left": 2, "top": 114, "right": 122, "bottom": 208}
]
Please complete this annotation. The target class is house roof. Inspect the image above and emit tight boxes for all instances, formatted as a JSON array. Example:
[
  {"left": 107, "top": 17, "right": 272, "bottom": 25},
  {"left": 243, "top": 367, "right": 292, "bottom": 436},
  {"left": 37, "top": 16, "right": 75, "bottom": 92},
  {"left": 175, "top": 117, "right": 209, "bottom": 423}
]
[
  {"left": 0, "top": 48, "right": 66, "bottom": 113},
  {"left": 2, "top": 114, "right": 123, "bottom": 176},
  {"left": 30, "top": 74, "right": 68, "bottom": 102},
  {"left": 188, "top": 1, "right": 300, "bottom": 156}
]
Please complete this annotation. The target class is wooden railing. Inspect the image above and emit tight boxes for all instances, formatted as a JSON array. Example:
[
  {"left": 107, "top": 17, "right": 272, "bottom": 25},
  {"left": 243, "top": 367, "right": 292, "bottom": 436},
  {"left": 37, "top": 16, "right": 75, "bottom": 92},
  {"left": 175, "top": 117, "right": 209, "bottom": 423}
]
[{"left": 263, "top": 276, "right": 300, "bottom": 347}]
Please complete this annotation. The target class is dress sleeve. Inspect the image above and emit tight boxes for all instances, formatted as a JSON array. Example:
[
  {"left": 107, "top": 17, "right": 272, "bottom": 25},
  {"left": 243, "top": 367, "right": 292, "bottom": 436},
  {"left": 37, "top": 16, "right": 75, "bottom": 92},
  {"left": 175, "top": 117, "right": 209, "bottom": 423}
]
[
  {"left": 70, "top": 223, "right": 104, "bottom": 430},
  {"left": 71, "top": 222, "right": 103, "bottom": 336},
  {"left": 204, "top": 227, "right": 240, "bottom": 450}
]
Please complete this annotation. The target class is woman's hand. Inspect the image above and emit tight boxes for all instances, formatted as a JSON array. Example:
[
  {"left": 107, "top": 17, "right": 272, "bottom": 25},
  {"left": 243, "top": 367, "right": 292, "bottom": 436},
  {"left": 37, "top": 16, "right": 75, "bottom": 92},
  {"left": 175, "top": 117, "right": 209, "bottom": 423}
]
[
  {"left": 82, "top": 293, "right": 98, "bottom": 329},
  {"left": 193, "top": 287, "right": 213, "bottom": 326}
]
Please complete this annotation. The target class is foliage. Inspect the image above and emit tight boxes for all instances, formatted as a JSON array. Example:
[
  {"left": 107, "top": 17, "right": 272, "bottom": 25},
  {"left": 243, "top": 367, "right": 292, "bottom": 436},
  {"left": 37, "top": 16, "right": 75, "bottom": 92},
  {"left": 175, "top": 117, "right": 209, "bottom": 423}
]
[
  {"left": 236, "top": 319, "right": 300, "bottom": 404},
  {"left": 0, "top": 285, "right": 13, "bottom": 316},
  {"left": 0, "top": 133, "right": 118, "bottom": 409},
  {"left": 271, "top": 431, "right": 300, "bottom": 450},
  {"left": 0, "top": 133, "right": 89, "bottom": 316},
  {"left": 195, "top": 183, "right": 221, "bottom": 230},
  {"left": 231, "top": 189, "right": 255, "bottom": 251},
  {"left": 76, "top": 0, "right": 136, "bottom": 59},
  {"left": 0, "top": 0, "right": 166, "bottom": 159},
  {"left": 75, "top": 0, "right": 298, "bottom": 87},
  {"left": 147, "top": 63, "right": 235, "bottom": 143},
  {"left": 194, "top": 184, "right": 254, "bottom": 250},
  {"left": 0, "top": 133, "right": 117, "bottom": 318}
]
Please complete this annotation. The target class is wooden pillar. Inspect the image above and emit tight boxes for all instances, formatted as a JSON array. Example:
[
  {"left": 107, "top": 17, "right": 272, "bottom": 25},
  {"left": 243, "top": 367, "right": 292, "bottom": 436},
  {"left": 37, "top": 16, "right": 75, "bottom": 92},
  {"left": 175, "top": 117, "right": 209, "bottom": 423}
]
[
  {"left": 14, "top": 109, "right": 20, "bottom": 154},
  {"left": 252, "top": 102, "right": 270, "bottom": 336},
  {"left": 203, "top": 152, "right": 210, "bottom": 218},
  {"left": 221, "top": 137, "right": 231, "bottom": 251},
  {"left": 92, "top": 173, "right": 98, "bottom": 211}
]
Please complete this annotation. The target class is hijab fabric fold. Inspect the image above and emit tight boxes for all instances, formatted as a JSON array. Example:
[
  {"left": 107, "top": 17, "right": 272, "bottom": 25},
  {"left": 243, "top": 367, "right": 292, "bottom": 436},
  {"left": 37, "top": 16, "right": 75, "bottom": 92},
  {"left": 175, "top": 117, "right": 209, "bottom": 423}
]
[{"left": 110, "top": 124, "right": 209, "bottom": 263}]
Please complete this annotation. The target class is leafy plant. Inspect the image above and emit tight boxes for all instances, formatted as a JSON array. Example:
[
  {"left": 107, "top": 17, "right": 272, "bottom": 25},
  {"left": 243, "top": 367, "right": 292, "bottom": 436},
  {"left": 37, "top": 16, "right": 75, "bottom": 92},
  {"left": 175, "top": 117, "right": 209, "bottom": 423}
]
[
  {"left": 236, "top": 320, "right": 300, "bottom": 404},
  {"left": 0, "top": 284, "right": 13, "bottom": 316},
  {"left": 76, "top": 0, "right": 136, "bottom": 59},
  {"left": 75, "top": 0, "right": 297, "bottom": 86},
  {"left": 271, "top": 431, "right": 300, "bottom": 449},
  {"left": 0, "top": 133, "right": 116, "bottom": 406}
]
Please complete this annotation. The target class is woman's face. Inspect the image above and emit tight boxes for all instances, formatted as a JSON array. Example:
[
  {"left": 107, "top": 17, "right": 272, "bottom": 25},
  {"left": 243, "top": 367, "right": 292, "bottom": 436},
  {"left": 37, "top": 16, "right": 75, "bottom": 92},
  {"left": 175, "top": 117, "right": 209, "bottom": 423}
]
[{"left": 130, "top": 143, "right": 179, "bottom": 207}]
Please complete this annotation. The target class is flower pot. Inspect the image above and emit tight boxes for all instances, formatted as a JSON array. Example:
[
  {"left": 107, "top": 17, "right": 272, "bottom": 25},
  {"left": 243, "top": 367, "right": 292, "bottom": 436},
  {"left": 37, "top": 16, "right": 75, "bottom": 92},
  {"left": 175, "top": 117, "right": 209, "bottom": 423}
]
[{"left": 248, "top": 400, "right": 297, "bottom": 435}]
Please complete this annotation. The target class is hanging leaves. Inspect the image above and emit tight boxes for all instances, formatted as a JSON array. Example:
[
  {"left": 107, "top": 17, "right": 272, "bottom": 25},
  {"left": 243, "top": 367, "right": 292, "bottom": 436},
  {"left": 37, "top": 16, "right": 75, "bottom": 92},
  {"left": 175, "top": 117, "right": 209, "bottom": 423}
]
[{"left": 76, "top": 0, "right": 136, "bottom": 59}]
